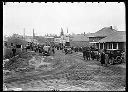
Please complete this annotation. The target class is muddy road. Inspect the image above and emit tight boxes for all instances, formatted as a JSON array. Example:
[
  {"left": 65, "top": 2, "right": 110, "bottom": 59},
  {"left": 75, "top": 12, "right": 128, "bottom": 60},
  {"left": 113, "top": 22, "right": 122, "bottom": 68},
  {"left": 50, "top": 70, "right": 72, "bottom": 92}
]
[{"left": 3, "top": 50, "right": 126, "bottom": 91}]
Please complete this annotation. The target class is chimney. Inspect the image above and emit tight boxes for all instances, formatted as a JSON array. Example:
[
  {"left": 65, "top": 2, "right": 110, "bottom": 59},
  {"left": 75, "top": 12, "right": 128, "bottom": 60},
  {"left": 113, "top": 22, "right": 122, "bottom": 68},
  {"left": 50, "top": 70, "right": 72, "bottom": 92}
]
[{"left": 110, "top": 26, "right": 112, "bottom": 29}]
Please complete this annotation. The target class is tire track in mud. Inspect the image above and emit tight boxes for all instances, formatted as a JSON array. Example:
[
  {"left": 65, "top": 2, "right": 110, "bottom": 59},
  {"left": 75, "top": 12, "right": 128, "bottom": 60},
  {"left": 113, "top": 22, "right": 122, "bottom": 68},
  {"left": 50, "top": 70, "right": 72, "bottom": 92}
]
[
  {"left": 4, "top": 54, "right": 80, "bottom": 83},
  {"left": 4, "top": 63, "right": 63, "bottom": 83},
  {"left": 4, "top": 51, "right": 94, "bottom": 84},
  {"left": 4, "top": 51, "right": 126, "bottom": 91}
]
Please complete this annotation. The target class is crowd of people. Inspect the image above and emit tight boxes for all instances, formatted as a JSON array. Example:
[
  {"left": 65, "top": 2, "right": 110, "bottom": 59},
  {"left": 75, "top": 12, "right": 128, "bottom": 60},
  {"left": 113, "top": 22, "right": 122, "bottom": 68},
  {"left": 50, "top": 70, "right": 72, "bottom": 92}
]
[
  {"left": 54, "top": 45, "right": 101, "bottom": 62},
  {"left": 54, "top": 45, "right": 113, "bottom": 66},
  {"left": 25, "top": 43, "right": 55, "bottom": 55},
  {"left": 10, "top": 42, "right": 56, "bottom": 57},
  {"left": 10, "top": 42, "right": 125, "bottom": 66}
]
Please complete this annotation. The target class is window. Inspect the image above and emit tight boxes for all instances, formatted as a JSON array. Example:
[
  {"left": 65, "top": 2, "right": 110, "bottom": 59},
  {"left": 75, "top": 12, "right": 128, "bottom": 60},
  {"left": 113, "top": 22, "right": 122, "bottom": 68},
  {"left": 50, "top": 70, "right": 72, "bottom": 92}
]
[
  {"left": 100, "top": 43, "right": 103, "bottom": 49},
  {"left": 113, "top": 43, "right": 117, "bottom": 49},
  {"left": 104, "top": 43, "right": 107, "bottom": 49},
  {"left": 109, "top": 43, "right": 112, "bottom": 49},
  {"left": 118, "top": 42, "right": 122, "bottom": 49}
]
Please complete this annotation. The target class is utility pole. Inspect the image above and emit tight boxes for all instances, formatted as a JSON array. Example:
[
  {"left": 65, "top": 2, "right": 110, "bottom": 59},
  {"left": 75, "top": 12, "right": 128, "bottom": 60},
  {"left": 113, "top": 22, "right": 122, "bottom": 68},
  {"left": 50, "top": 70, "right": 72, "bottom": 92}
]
[
  {"left": 33, "top": 28, "right": 35, "bottom": 43},
  {"left": 67, "top": 27, "right": 69, "bottom": 42},
  {"left": 24, "top": 28, "right": 25, "bottom": 40},
  {"left": 67, "top": 28, "right": 68, "bottom": 34}
]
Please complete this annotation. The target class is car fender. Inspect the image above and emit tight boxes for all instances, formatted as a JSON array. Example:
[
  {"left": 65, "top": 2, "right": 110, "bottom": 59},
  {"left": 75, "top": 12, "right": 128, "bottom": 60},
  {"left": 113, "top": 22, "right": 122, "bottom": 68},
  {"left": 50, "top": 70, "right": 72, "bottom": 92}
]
[{"left": 116, "top": 56, "right": 122, "bottom": 63}]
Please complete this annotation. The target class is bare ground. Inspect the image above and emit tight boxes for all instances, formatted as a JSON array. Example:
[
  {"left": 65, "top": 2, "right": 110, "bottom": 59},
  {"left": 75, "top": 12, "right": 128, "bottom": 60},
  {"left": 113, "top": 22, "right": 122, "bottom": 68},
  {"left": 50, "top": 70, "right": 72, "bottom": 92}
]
[{"left": 3, "top": 50, "right": 126, "bottom": 91}]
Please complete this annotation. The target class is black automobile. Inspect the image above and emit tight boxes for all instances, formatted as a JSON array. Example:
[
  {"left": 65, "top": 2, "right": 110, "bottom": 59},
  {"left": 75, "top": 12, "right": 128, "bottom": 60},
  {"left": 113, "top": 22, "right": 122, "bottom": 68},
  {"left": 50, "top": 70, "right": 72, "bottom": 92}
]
[
  {"left": 42, "top": 46, "right": 51, "bottom": 56},
  {"left": 105, "top": 49, "right": 123, "bottom": 65},
  {"left": 64, "top": 46, "right": 73, "bottom": 54},
  {"left": 90, "top": 48, "right": 100, "bottom": 61}
]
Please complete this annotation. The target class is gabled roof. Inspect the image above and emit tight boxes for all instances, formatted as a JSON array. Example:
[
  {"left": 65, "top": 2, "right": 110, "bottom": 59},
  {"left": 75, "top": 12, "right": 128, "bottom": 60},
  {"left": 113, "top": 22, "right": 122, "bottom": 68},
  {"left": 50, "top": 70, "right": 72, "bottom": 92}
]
[
  {"left": 71, "top": 34, "right": 89, "bottom": 41},
  {"left": 87, "top": 26, "right": 117, "bottom": 37},
  {"left": 98, "top": 31, "right": 126, "bottom": 43}
]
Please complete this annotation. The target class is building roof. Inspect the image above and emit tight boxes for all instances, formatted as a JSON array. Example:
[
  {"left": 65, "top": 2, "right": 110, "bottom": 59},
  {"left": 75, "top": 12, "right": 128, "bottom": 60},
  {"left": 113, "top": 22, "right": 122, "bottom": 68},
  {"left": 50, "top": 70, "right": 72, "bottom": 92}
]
[
  {"left": 87, "top": 26, "right": 117, "bottom": 37},
  {"left": 71, "top": 34, "right": 89, "bottom": 41},
  {"left": 70, "top": 41, "right": 90, "bottom": 47},
  {"left": 98, "top": 31, "right": 126, "bottom": 43}
]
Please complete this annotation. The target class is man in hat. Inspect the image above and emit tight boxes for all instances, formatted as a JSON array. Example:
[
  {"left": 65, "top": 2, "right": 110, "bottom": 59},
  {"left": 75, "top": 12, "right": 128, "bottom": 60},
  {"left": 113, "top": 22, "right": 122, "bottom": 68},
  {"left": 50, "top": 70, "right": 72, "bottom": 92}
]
[
  {"left": 12, "top": 46, "right": 16, "bottom": 57},
  {"left": 100, "top": 49, "right": 106, "bottom": 66},
  {"left": 82, "top": 47, "right": 86, "bottom": 60}
]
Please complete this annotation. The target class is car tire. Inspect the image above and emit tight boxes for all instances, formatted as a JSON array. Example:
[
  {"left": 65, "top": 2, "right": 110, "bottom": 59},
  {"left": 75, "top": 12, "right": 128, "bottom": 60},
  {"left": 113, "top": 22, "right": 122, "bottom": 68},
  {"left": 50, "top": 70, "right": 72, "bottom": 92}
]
[
  {"left": 109, "top": 57, "right": 114, "bottom": 65},
  {"left": 116, "top": 56, "right": 122, "bottom": 64}
]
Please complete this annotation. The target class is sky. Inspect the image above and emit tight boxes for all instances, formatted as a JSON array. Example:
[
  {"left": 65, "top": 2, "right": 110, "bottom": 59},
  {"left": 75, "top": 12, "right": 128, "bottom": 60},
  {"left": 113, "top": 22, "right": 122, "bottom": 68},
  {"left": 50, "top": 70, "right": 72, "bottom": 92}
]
[{"left": 3, "top": 2, "right": 125, "bottom": 36}]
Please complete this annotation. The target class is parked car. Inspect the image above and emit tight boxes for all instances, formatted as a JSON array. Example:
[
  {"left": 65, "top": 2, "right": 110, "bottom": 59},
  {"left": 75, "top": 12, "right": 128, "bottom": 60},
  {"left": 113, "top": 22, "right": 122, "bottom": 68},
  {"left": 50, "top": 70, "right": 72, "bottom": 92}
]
[
  {"left": 90, "top": 49, "right": 100, "bottom": 61},
  {"left": 105, "top": 49, "right": 123, "bottom": 65},
  {"left": 64, "top": 46, "right": 73, "bottom": 54},
  {"left": 43, "top": 46, "right": 51, "bottom": 56}
]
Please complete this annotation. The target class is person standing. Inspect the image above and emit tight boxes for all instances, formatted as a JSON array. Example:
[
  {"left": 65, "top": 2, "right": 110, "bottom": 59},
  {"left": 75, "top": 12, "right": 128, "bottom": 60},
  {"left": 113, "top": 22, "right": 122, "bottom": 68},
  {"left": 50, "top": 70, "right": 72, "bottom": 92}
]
[
  {"left": 39, "top": 47, "right": 42, "bottom": 53},
  {"left": 86, "top": 50, "right": 90, "bottom": 60},
  {"left": 52, "top": 46, "right": 55, "bottom": 55},
  {"left": 91, "top": 51, "right": 95, "bottom": 60},
  {"left": 100, "top": 50, "right": 106, "bottom": 66},
  {"left": 64, "top": 47, "right": 67, "bottom": 55},
  {"left": 12, "top": 46, "right": 16, "bottom": 57},
  {"left": 21, "top": 45, "right": 23, "bottom": 52},
  {"left": 83, "top": 48, "right": 86, "bottom": 60}
]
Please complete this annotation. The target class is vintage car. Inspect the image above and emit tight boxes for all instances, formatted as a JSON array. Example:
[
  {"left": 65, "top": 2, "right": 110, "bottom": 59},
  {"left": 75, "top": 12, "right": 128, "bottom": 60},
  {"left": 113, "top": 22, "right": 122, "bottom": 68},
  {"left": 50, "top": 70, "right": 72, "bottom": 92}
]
[
  {"left": 42, "top": 46, "right": 51, "bottom": 56},
  {"left": 64, "top": 46, "right": 73, "bottom": 54},
  {"left": 105, "top": 49, "right": 124, "bottom": 65},
  {"left": 90, "top": 49, "right": 100, "bottom": 61}
]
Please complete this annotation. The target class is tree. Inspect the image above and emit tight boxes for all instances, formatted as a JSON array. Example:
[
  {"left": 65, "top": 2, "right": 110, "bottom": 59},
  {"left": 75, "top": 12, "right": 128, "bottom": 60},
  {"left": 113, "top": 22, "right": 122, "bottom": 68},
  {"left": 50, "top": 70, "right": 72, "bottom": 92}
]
[
  {"left": 7, "top": 34, "right": 27, "bottom": 47},
  {"left": 60, "top": 27, "right": 64, "bottom": 36}
]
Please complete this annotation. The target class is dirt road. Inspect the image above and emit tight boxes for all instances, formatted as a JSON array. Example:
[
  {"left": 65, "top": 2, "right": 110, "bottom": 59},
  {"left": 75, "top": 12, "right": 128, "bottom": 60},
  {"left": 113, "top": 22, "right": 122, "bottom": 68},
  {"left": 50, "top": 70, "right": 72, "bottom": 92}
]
[{"left": 3, "top": 50, "right": 126, "bottom": 91}]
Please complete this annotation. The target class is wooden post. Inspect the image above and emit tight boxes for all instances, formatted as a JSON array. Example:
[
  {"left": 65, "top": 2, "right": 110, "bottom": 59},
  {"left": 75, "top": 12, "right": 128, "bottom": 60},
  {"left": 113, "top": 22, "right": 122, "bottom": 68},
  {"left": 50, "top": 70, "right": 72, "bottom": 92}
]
[
  {"left": 99, "top": 43, "right": 100, "bottom": 49},
  {"left": 117, "top": 43, "right": 119, "bottom": 49},
  {"left": 107, "top": 43, "right": 109, "bottom": 49},
  {"left": 103, "top": 43, "right": 104, "bottom": 49},
  {"left": 112, "top": 43, "right": 113, "bottom": 49}
]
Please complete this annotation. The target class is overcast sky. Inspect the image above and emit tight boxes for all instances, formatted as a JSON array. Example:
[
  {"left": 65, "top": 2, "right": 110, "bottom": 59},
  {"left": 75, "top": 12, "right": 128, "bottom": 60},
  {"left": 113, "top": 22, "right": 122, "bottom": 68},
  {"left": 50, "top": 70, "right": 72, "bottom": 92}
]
[{"left": 3, "top": 2, "right": 125, "bottom": 36}]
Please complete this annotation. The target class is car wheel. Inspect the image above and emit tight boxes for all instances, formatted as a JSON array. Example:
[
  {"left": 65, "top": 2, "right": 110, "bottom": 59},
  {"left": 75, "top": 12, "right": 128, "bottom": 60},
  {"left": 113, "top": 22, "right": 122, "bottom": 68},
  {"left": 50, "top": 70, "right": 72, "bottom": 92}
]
[
  {"left": 109, "top": 57, "right": 114, "bottom": 65},
  {"left": 116, "top": 56, "right": 122, "bottom": 64}
]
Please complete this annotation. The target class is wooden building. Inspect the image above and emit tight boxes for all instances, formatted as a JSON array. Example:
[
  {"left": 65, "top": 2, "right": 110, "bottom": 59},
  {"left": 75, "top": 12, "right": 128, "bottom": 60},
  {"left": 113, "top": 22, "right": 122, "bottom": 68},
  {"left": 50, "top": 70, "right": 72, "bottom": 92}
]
[
  {"left": 97, "top": 31, "right": 126, "bottom": 50},
  {"left": 87, "top": 26, "right": 117, "bottom": 48},
  {"left": 70, "top": 34, "right": 90, "bottom": 47}
]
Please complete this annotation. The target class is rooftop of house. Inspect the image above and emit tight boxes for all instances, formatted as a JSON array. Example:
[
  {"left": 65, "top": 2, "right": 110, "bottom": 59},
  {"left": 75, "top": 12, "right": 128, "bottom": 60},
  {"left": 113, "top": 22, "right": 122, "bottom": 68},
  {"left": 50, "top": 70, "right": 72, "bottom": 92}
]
[
  {"left": 98, "top": 31, "right": 126, "bottom": 43},
  {"left": 87, "top": 26, "right": 117, "bottom": 37},
  {"left": 70, "top": 34, "right": 89, "bottom": 41}
]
